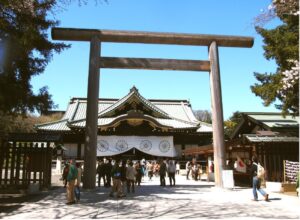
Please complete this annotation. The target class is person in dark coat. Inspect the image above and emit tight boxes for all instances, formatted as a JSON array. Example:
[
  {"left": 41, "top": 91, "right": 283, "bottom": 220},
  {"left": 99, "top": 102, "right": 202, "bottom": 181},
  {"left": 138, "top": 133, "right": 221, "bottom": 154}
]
[
  {"left": 159, "top": 160, "right": 167, "bottom": 186},
  {"left": 62, "top": 162, "right": 69, "bottom": 188},
  {"left": 96, "top": 160, "right": 106, "bottom": 187},
  {"left": 109, "top": 160, "right": 125, "bottom": 198},
  {"left": 135, "top": 161, "right": 143, "bottom": 186},
  {"left": 105, "top": 159, "right": 112, "bottom": 187},
  {"left": 120, "top": 160, "right": 127, "bottom": 195}
]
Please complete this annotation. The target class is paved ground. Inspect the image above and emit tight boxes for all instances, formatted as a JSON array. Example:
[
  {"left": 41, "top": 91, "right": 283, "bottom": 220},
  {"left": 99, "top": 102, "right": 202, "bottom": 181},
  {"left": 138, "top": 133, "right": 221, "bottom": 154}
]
[{"left": 0, "top": 174, "right": 299, "bottom": 219}]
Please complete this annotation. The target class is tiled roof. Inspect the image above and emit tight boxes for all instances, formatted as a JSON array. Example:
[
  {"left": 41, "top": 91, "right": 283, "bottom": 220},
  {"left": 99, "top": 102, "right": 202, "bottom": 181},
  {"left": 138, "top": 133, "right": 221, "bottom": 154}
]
[
  {"left": 230, "top": 112, "right": 299, "bottom": 139},
  {"left": 246, "top": 112, "right": 299, "bottom": 129},
  {"left": 197, "top": 122, "right": 213, "bottom": 132},
  {"left": 152, "top": 102, "right": 198, "bottom": 123},
  {"left": 36, "top": 87, "right": 209, "bottom": 132},
  {"left": 35, "top": 119, "right": 71, "bottom": 132}
]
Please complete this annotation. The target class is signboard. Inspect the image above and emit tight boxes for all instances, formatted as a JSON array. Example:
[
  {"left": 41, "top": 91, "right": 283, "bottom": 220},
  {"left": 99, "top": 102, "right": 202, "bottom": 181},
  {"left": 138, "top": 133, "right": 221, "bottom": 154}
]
[
  {"left": 284, "top": 160, "right": 299, "bottom": 183},
  {"left": 222, "top": 170, "right": 234, "bottom": 189},
  {"left": 97, "top": 135, "right": 176, "bottom": 157}
]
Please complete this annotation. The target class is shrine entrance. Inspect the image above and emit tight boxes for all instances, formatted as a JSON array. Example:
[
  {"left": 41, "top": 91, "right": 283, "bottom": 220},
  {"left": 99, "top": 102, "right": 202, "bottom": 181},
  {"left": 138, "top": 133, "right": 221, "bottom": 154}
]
[{"left": 51, "top": 28, "right": 253, "bottom": 189}]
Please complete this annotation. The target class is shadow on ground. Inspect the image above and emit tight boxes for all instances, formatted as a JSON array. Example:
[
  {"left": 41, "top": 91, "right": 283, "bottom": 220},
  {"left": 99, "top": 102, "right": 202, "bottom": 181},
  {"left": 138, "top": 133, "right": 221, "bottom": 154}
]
[{"left": 1, "top": 183, "right": 298, "bottom": 219}]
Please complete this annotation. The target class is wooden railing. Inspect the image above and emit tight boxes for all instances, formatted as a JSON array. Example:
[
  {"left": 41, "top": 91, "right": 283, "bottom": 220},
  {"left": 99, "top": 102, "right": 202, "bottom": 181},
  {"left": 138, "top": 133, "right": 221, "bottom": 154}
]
[{"left": 0, "top": 141, "right": 52, "bottom": 190}]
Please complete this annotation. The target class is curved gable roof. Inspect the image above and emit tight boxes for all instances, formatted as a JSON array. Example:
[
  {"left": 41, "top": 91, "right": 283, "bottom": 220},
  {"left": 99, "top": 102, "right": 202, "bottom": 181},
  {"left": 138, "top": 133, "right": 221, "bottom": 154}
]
[{"left": 99, "top": 86, "right": 170, "bottom": 119}]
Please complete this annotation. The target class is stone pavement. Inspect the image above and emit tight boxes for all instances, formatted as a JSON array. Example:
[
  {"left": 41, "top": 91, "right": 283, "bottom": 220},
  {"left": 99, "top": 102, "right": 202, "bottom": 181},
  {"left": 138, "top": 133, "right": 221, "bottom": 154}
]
[{"left": 0, "top": 175, "right": 299, "bottom": 219}]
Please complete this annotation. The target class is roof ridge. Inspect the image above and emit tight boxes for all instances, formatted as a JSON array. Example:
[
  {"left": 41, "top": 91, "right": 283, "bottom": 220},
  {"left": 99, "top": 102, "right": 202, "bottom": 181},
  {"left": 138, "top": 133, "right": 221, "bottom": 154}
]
[
  {"left": 69, "top": 97, "right": 189, "bottom": 103},
  {"left": 180, "top": 101, "right": 192, "bottom": 122},
  {"left": 243, "top": 112, "right": 291, "bottom": 116},
  {"left": 70, "top": 99, "right": 80, "bottom": 122},
  {"left": 135, "top": 91, "right": 169, "bottom": 118},
  {"left": 98, "top": 90, "right": 135, "bottom": 116},
  {"left": 165, "top": 115, "right": 199, "bottom": 126},
  {"left": 98, "top": 88, "right": 170, "bottom": 118}
]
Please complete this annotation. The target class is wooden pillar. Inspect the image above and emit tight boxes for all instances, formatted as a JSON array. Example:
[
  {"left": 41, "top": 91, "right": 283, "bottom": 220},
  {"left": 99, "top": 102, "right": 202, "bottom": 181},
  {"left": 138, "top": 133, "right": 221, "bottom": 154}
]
[
  {"left": 77, "top": 143, "right": 81, "bottom": 159},
  {"left": 208, "top": 41, "right": 226, "bottom": 188},
  {"left": 83, "top": 36, "right": 100, "bottom": 189}
]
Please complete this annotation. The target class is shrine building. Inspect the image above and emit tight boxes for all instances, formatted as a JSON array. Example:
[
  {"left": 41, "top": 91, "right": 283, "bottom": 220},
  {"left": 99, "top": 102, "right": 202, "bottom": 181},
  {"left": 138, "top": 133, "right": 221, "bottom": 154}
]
[{"left": 35, "top": 87, "right": 212, "bottom": 160}]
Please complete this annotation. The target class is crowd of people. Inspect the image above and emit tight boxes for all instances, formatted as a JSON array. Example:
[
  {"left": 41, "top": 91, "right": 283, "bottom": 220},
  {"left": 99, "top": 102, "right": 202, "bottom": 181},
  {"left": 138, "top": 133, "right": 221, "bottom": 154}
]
[
  {"left": 62, "top": 158, "right": 181, "bottom": 204},
  {"left": 185, "top": 160, "right": 210, "bottom": 181},
  {"left": 96, "top": 158, "right": 179, "bottom": 198},
  {"left": 61, "top": 156, "right": 270, "bottom": 204}
]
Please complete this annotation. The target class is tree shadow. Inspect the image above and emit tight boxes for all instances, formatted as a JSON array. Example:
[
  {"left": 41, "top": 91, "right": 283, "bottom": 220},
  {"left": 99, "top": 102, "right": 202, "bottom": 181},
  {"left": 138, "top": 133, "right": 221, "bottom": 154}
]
[{"left": 0, "top": 184, "right": 298, "bottom": 219}]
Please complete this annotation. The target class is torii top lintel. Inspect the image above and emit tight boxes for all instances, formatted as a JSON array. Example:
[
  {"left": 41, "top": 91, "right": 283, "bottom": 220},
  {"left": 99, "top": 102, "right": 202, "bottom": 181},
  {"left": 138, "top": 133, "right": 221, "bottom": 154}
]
[{"left": 51, "top": 28, "right": 254, "bottom": 48}]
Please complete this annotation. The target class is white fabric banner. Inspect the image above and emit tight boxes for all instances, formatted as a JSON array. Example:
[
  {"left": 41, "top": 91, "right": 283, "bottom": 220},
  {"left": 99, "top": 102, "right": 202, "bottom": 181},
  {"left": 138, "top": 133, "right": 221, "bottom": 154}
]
[{"left": 97, "top": 136, "right": 176, "bottom": 157}]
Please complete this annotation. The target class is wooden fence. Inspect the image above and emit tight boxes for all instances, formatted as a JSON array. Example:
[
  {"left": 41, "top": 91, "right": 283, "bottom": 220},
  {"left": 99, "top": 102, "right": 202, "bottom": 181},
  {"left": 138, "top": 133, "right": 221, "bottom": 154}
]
[{"left": 0, "top": 141, "right": 52, "bottom": 190}]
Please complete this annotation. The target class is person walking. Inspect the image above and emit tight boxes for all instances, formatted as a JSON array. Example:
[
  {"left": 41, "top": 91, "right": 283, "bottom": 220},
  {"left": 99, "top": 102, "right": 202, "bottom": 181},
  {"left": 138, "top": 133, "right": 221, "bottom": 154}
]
[
  {"left": 135, "top": 161, "right": 143, "bottom": 186},
  {"left": 110, "top": 160, "right": 125, "bottom": 198},
  {"left": 97, "top": 160, "right": 106, "bottom": 187},
  {"left": 175, "top": 162, "right": 180, "bottom": 175},
  {"left": 167, "top": 160, "right": 176, "bottom": 186},
  {"left": 75, "top": 162, "right": 82, "bottom": 202},
  {"left": 159, "top": 160, "right": 167, "bottom": 186},
  {"left": 120, "top": 160, "right": 127, "bottom": 195},
  {"left": 251, "top": 156, "right": 269, "bottom": 201},
  {"left": 62, "top": 162, "right": 69, "bottom": 188},
  {"left": 193, "top": 164, "right": 200, "bottom": 181},
  {"left": 105, "top": 159, "right": 112, "bottom": 187},
  {"left": 147, "top": 161, "right": 154, "bottom": 180},
  {"left": 186, "top": 161, "right": 191, "bottom": 180},
  {"left": 126, "top": 161, "right": 137, "bottom": 193},
  {"left": 66, "top": 159, "right": 78, "bottom": 205}
]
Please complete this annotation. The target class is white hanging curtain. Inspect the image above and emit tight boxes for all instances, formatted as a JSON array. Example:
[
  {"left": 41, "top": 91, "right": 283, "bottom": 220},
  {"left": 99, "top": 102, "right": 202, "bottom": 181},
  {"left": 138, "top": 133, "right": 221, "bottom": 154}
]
[{"left": 97, "top": 135, "right": 176, "bottom": 157}]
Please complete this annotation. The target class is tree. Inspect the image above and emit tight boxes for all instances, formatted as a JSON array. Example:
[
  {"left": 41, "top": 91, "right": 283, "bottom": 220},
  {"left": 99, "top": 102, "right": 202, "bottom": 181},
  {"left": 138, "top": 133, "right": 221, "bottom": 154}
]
[
  {"left": 251, "top": 0, "right": 299, "bottom": 116},
  {"left": 0, "top": 111, "right": 63, "bottom": 135},
  {"left": 0, "top": 0, "right": 68, "bottom": 114},
  {"left": 193, "top": 110, "right": 212, "bottom": 123},
  {"left": 224, "top": 111, "right": 243, "bottom": 138}
]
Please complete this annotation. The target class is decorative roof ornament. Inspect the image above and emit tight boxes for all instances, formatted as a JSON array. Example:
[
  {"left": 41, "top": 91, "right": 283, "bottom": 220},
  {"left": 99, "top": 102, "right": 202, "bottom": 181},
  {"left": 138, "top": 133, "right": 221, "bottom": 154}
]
[{"left": 130, "top": 86, "right": 138, "bottom": 93}]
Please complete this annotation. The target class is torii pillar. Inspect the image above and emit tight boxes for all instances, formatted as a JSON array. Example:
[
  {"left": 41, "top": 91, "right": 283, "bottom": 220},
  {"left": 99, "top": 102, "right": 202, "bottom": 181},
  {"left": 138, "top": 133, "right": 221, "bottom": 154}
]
[{"left": 52, "top": 28, "right": 254, "bottom": 189}]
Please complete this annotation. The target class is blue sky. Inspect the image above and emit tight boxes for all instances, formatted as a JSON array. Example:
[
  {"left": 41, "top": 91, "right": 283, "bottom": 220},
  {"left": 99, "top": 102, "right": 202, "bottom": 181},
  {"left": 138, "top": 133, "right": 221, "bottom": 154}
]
[{"left": 31, "top": 0, "right": 280, "bottom": 120}]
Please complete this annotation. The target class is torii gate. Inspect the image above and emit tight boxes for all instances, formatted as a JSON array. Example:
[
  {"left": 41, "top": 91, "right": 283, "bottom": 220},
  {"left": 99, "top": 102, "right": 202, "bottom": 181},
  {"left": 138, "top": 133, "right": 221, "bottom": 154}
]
[{"left": 52, "top": 28, "right": 254, "bottom": 189}]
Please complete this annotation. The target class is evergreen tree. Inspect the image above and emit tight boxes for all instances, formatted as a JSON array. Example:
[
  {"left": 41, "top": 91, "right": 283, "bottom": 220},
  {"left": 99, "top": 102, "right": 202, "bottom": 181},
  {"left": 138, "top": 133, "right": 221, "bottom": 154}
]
[
  {"left": 0, "top": 0, "right": 68, "bottom": 114},
  {"left": 251, "top": 0, "right": 299, "bottom": 116}
]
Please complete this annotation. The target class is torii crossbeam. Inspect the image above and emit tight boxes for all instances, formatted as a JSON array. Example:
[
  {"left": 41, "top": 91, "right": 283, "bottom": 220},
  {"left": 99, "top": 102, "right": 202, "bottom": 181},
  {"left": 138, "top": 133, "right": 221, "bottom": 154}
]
[{"left": 52, "top": 28, "right": 254, "bottom": 189}]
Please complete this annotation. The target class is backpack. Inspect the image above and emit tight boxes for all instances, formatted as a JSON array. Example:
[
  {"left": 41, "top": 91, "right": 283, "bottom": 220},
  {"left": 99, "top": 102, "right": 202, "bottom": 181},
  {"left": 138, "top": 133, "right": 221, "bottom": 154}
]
[{"left": 257, "top": 163, "right": 265, "bottom": 179}]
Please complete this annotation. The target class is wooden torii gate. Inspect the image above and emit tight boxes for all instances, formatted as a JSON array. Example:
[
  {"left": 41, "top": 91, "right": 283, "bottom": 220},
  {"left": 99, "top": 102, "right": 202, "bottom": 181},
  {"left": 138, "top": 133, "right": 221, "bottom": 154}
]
[{"left": 52, "top": 28, "right": 254, "bottom": 189}]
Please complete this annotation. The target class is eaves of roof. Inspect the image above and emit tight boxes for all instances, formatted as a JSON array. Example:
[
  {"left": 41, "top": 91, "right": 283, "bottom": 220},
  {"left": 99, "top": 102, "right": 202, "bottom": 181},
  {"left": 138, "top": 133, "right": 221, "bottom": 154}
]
[
  {"left": 35, "top": 119, "right": 71, "bottom": 132},
  {"left": 68, "top": 113, "right": 198, "bottom": 130},
  {"left": 244, "top": 134, "right": 299, "bottom": 143}
]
